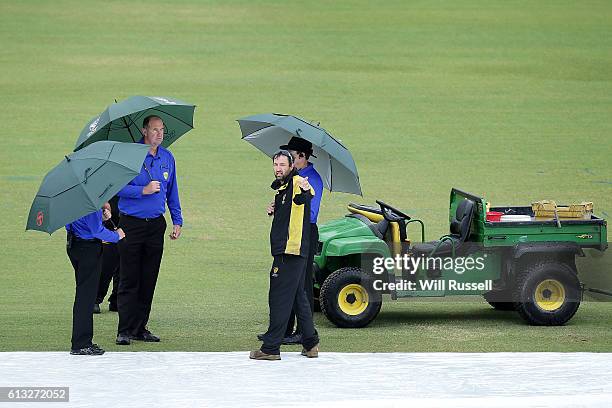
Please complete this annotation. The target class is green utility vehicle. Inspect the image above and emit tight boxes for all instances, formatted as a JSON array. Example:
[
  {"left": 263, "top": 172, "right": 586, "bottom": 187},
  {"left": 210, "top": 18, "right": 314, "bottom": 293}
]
[{"left": 314, "top": 188, "right": 608, "bottom": 328}]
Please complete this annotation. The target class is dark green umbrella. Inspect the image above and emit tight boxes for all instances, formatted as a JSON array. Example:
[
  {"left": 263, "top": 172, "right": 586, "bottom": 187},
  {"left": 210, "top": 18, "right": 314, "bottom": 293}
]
[
  {"left": 237, "top": 113, "right": 362, "bottom": 195},
  {"left": 74, "top": 95, "right": 195, "bottom": 151},
  {"left": 26, "top": 141, "right": 150, "bottom": 234}
]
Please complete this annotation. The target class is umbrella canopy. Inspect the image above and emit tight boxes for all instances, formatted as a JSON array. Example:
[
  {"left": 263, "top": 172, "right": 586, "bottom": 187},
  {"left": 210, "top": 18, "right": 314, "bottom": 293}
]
[
  {"left": 237, "top": 113, "right": 362, "bottom": 195},
  {"left": 26, "top": 141, "right": 150, "bottom": 234},
  {"left": 74, "top": 95, "right": 195, "bottom": 151}
]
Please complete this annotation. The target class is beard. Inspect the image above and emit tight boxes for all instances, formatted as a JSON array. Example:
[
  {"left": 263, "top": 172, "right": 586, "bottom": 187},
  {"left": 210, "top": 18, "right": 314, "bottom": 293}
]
[{"left": 271, "top": 168, "right": 297, "bottom": 190}]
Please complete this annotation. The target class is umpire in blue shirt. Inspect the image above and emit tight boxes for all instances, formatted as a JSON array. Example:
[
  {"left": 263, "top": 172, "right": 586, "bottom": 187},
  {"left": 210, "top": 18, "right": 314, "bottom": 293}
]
[
  {"left": 115, "top": 115, "right": 183, "bottom": 345},
  {"left": 279, "top": 137, "right": 323, "bottom": 344},
  {"left": 66, "top": 209, "right": 124, "bottom": 355}
]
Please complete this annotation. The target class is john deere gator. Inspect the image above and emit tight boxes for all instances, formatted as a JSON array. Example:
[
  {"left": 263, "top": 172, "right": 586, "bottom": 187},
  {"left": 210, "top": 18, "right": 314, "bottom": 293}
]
[{"left": 313, "top": 188, "right": 608, "bottom": 328}]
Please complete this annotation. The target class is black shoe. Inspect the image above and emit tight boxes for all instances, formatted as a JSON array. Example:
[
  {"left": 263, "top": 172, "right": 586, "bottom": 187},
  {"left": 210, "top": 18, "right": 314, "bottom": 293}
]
[
  {"left": 70, "top": 345, "right": 105, "bottom": 355},
  {"left": 133, "top": 331, "right": 160, "bottom": 342},
  {"left": 108, "top": 303, "right": 118, "bottom": 312},
  {"left": 282, "top": 332, "right": 303, "bottom": 345},
  {"left": 116, "top": 333, "right": 131, "bottom": 345},
  {"left": 301, "top": 343, "right": 319, "bottom": 358},
  {"left": 93, "top": 303, "right": 101, "bottom": 314},
  {"left": 257, "top": 333, "right": 265, "bottom": 341}
]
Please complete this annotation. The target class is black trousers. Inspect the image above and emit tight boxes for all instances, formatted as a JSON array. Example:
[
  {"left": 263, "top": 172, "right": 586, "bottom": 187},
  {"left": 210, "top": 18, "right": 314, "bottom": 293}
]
[
  {"left": 285, "top": 223, "right": 318, "bottom": 336},
  {"left": 117, "top": 215, "right": 166, "bottom": 336},
  {"left": 261, "top": 254, "right": 319, "bottom": 355},
  {"left": 96, "top": 242, "right": 119, "bottom": 306},
  {"left": 67, "top": 239, "right": 102, "bottom": 350}
]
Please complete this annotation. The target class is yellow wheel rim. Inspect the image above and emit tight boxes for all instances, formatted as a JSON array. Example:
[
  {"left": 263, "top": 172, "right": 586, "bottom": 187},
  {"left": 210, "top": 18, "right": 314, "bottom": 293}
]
[
  {"left": 534, "top": 279, "right": 566, "bottom": 311},
  {"left": 338, "top": 284, "right": 369, "bottom": 316}
]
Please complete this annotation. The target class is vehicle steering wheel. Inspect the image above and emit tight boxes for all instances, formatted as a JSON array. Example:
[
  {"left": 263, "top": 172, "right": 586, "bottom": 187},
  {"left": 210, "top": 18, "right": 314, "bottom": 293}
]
[{"left": 376, "top": 200, "right": 411, "bottom": 222}]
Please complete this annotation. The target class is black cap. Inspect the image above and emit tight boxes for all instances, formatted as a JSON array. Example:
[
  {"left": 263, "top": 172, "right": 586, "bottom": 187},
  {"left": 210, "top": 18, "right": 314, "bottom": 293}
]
[{"left": 279, "top": 137, "right": 316, "bottom": 157}]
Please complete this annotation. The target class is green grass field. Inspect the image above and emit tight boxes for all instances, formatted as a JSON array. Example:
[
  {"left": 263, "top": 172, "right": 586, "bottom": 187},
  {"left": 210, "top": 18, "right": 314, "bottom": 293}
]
[{"left": 1, "top": 0, "right": 611, "bottom": 352}]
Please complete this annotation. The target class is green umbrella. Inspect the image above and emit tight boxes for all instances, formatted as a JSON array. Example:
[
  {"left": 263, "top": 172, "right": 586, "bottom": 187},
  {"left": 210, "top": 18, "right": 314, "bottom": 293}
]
[
  {"left": 237, "top": 113, "right": 362, "bottom": 195},
  {"left": 74, "top": 95, "right": 195, "bottom": 151},
  {"left": 26, "top": 141, "right": 150, "bottom": 234}
]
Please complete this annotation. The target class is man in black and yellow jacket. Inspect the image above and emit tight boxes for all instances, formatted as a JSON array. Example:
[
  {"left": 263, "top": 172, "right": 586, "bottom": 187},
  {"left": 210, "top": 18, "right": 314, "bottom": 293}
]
[{"left": 250, "top": 150, "right": 320, "bottom": 360}]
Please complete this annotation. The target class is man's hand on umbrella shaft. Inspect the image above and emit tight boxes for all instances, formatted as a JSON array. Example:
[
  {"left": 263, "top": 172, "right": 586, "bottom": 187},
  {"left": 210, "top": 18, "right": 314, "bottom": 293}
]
[
  {"left": 143, "top": 181, "right": 161, "bottom": 195},
  {"left": 102, "top": 202, "right": 112, "bottom": 221},
  {"left": 102, "top": 208, "right": 112, "bottom": 221},
  {"left": 267, "top": 201, "right": 275, "bottom": 216}
]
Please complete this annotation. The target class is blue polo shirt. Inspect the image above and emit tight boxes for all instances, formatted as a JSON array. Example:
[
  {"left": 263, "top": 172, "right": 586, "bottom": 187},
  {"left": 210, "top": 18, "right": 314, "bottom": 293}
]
[
  {"left": 299, "top": 163, "right": 323, "bottom": 224},
  {"left": 117, "top": 144, "right": 183, "bottom": 226},
  {"left": 66, "top": 210, "right": 120, "bottom": 243}
]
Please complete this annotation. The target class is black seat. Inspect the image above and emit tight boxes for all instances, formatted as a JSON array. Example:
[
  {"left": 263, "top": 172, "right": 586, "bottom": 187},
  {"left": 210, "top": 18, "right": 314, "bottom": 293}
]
[
  {"left": 410, "top": 199, "right": 475, "bottom": 257},
  {"left": 347, "top": 203, "right": 394, "bottom": 240}
]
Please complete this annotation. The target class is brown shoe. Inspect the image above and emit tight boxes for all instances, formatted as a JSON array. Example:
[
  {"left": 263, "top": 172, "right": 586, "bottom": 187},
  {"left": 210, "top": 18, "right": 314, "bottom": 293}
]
[
  {"left": 301, "top": 343, "right": 319, "bottom": 358},
  {"left": 249, "top": 350, "right": 281, "bottom": 361}
]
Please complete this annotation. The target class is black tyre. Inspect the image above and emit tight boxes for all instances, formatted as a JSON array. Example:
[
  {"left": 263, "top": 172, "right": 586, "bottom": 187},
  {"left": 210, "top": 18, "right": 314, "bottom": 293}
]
[
  {"left": 514, "top": 261, "right": 581, "bottom": 326},
  {"left": 319, "top": 267, "right": 382, "bottom": 328},
  {"left": 483, "top": 291, "right": 516, "bottom": 311}
]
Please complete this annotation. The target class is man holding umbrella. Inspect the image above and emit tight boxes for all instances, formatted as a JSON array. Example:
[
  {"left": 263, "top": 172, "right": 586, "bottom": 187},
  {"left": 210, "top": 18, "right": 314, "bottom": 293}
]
[
  {"left": 26, "top": 140, "right": 150, "bottom": 355},
  {"left": 72, "top": 96, "right": 194, "bottom": 344},
  {"left": 66, "top": 209, "right": 125, "bottom": 355},
  {"left": 115, "top": 115, "right": 183, "bottom": 345},
  {"left": 239, "top": 113, "right": 362, "bottom": 344}
]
